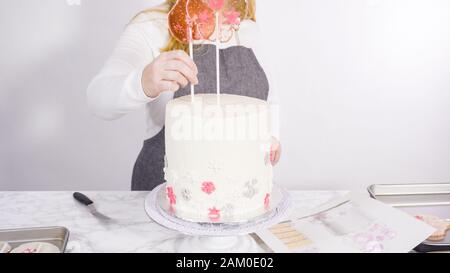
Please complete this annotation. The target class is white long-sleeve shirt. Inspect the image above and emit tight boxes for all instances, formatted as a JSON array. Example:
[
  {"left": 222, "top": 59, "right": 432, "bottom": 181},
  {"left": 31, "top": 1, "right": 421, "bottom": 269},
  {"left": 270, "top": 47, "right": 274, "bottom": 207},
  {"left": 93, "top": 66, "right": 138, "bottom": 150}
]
[{"left": 87, "top": 11, "right": 280, "bottom": 140}]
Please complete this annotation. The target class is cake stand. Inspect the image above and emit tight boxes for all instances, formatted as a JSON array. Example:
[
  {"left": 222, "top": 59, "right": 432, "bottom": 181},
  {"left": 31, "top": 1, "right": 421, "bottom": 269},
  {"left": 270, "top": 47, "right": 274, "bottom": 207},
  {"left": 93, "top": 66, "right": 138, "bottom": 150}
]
[{"left": 144, "top": 183, "right": 293, "bottom": 253}]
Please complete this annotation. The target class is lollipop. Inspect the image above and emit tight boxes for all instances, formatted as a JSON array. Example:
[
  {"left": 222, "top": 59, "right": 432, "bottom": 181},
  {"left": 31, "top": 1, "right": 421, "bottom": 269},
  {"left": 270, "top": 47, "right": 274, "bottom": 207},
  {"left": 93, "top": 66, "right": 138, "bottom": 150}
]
[
  {"left": 203, "top": 0, "right": 247, "bottom": 103},
  {"left": 206, "top": 0, "right": 247, "bottom": 42},
  {"left": 168, "top": 0, "right": 248, "bottom": 103},
  {"left": 169, "top": 0, "right": 215, "bottom": 101},
  {"left": 168, "top": 0, "right": 215, "bottom": 44}
]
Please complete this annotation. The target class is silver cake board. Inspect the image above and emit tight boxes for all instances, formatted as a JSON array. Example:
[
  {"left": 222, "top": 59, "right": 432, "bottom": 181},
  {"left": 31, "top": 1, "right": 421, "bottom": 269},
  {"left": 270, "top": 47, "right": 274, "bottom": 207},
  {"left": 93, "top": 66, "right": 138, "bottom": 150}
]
[{"left": 144, "top": 183, "right": 293, "bottom": 253}]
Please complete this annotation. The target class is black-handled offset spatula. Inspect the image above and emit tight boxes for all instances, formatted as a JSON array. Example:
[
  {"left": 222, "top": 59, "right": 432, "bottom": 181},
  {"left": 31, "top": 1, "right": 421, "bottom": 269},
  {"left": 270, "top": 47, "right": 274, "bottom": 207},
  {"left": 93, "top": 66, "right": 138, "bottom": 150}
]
[{"left": 73, "top": 192, "right": 112, "bottom": 221}]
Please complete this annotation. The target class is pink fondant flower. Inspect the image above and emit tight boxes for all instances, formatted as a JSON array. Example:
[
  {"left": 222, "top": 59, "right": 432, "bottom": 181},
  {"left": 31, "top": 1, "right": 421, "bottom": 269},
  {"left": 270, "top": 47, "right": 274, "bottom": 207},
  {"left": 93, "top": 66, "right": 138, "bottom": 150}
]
[
  {"left": 224, "top": 10, "right": 240, "bottom": 25},
  {"left": 208, "top": 0, "right": 224, "bottom": 10},
  {"left": 167, "top": 186, "right": 176, "bottom": 205},
  {"left": 201, "top": 181, "right": 216, "bottom": 194},
  {"left": 264, "top": 193, "right": 270, "bottom": 208},
  {"left": 208, "top": 207, "right": 221, "bottom": 222}
]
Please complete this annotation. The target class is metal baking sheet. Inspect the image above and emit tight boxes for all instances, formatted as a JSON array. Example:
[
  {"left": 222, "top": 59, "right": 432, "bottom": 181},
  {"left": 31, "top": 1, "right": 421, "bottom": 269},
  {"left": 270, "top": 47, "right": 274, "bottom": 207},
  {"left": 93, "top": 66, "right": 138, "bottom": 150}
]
[
  {"left": 368, "top": 183, "right": 450, "bottom": 252},
  {"left": 0, "top": 226, "right": 69, "bottom": 253}
]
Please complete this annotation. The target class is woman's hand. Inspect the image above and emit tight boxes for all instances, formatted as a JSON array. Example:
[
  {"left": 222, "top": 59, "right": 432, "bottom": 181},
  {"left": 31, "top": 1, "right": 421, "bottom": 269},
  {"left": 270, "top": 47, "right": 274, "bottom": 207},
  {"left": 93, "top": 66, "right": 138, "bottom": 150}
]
[
  {"left": 270, "top": 137, "right": 282, "bottom": 166},
  {"left": 141, "top": 50, "right": 199, "bottom": 98}
]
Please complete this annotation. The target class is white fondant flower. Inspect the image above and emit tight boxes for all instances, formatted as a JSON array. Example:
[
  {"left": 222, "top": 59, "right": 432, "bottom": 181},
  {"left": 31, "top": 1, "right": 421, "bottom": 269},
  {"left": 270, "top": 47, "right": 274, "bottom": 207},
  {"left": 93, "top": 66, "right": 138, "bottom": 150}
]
[
  {"left": 181, "top": 189, "right": 191, "bottom": 201},
  {"left": 222, "top": 204, "right": 235, "bottom": 220},
  {"left": 208, "top": 160, "right": 222, "bottom": 174}
]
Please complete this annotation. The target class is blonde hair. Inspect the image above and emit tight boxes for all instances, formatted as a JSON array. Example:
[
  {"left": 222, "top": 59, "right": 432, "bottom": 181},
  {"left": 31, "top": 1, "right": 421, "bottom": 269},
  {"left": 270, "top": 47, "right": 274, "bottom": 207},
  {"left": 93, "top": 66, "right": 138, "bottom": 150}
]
[{"left": 133, "top": 0, "right": 256, "bottom": 52}]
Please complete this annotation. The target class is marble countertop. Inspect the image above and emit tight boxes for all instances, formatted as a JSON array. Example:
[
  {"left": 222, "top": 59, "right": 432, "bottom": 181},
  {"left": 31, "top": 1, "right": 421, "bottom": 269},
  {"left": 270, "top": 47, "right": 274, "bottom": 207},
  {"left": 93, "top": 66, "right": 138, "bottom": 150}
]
[{"left": 0, "top": 191, "right": 345, "bottom": 253}]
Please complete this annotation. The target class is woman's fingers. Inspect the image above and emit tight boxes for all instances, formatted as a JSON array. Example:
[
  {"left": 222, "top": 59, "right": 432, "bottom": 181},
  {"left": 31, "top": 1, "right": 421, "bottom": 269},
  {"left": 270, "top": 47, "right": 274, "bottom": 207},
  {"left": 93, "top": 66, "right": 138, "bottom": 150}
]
[
  {"left": 141, "top": 50, "right": 199, "bottom": 98},
  {"left": 162, "top": 70, "right": 189, "bottom": 88},
  {"left": 272, "top": 149, "right": 281, "bottom": 165},
  {"left": 161, "top": 50, "right": 198, "bottom": 74},
  {"left": 158, "top": 80, "right": 180, "bottom": 93},
  {"left": 164, "top": 60, "right": 199, "bottom": 85}
]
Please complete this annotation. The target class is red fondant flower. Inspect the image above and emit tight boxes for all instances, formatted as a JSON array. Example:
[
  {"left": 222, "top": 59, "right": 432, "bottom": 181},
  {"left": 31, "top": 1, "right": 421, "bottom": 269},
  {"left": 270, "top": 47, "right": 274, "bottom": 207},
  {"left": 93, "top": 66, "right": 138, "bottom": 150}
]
[
  {"left": 264, "top": 193, "right": 270, "bottom": 208},
  {"left": 224, "top": 10, "right": 240, "bottom": 25},
  {"left": 208, "top": 207, "right": 221, "bottom": 222},
  {"left": 201, "top": 181, "right": 216, "bottom": 194},
  {"left": 208, "top": 0, "right": 224, "bottom": 10},
  {"left": 167, "top": 186, "right": 176, "bottom": 205}
]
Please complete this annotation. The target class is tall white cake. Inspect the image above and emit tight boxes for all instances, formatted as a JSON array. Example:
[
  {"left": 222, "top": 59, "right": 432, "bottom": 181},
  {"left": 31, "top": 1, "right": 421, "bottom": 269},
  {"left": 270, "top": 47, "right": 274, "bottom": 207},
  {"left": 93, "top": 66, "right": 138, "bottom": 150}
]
[{"left": 164, "top": 94, "right": 273, "bottom": 223}]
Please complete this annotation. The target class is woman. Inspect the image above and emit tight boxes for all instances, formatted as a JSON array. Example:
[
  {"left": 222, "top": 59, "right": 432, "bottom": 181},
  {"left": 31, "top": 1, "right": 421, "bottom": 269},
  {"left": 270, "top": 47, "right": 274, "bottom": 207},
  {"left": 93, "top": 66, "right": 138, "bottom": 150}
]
[{"left": 87, "top": 0, "right": 281, "bottom": 191}]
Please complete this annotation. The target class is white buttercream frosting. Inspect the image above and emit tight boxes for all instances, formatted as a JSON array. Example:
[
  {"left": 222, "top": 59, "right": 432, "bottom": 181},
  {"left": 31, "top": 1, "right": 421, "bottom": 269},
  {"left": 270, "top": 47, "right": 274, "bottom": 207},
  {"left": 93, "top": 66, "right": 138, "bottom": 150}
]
[{"left": 164, "top": 94, "right": 273, "bottom": 222}]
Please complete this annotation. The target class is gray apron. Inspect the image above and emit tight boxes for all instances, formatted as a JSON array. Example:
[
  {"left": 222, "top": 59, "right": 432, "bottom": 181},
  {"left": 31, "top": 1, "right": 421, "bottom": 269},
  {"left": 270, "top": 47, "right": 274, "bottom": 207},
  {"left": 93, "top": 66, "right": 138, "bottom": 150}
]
[{"left": 131, "top": 44, "right": 269, "bottom": 190}]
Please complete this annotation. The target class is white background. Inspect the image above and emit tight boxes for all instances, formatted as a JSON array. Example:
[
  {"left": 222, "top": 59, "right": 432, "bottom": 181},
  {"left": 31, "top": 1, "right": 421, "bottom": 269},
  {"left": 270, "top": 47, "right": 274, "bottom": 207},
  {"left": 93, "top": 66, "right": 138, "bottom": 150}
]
[{"left": 1, "top": 0, "right": 449, "bottom": 191}]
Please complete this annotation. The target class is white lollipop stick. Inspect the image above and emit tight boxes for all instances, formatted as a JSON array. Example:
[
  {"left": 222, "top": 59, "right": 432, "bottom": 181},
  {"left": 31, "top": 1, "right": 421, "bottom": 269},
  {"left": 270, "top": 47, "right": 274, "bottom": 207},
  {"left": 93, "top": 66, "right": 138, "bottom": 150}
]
[
  {"left": 188, "top": 27, "right": 195, "bottom": 103},
  {"left": 215, "top": 12, "right": 221, "bottom": 105}
]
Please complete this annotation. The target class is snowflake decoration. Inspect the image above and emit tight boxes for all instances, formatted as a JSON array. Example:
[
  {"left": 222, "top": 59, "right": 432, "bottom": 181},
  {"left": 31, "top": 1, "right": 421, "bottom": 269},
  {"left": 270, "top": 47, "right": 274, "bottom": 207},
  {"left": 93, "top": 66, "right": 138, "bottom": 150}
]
[
  {"left": 242, "top": 179, "right": 258, "bottom": 199},
  {"left": 208, "top": 161, "right": 222, "bottom": 174},
  {"left": 181, "top": 188, "right": 191, "bottom": 201},
  {"left": 221, "top": 203, "right": 235, "bottom": 220}
]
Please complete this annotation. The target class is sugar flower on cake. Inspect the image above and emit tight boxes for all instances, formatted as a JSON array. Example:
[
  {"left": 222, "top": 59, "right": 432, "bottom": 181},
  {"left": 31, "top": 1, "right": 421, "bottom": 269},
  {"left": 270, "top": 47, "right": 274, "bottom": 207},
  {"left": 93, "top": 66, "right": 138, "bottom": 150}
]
[
  {"left": 208, "top": 207, "right": 221, "bottom": 222},
  {"left": 208, "top": 161, "right": 222, "bottom": 174},
  {"left": 181, "top": 188, "right": 191, "bottom": 201},
  {"left": 166, "top": 186, "right": 177, "bottom": 205},
  {"left": 243, "top": 179, "right": 258, "bottom": 198},
  {"left": 201, "top": 181, "right": 216, "bottom": 195},
  {"left": 221, "top": 204, "right": 235, "bottom": 221}
]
